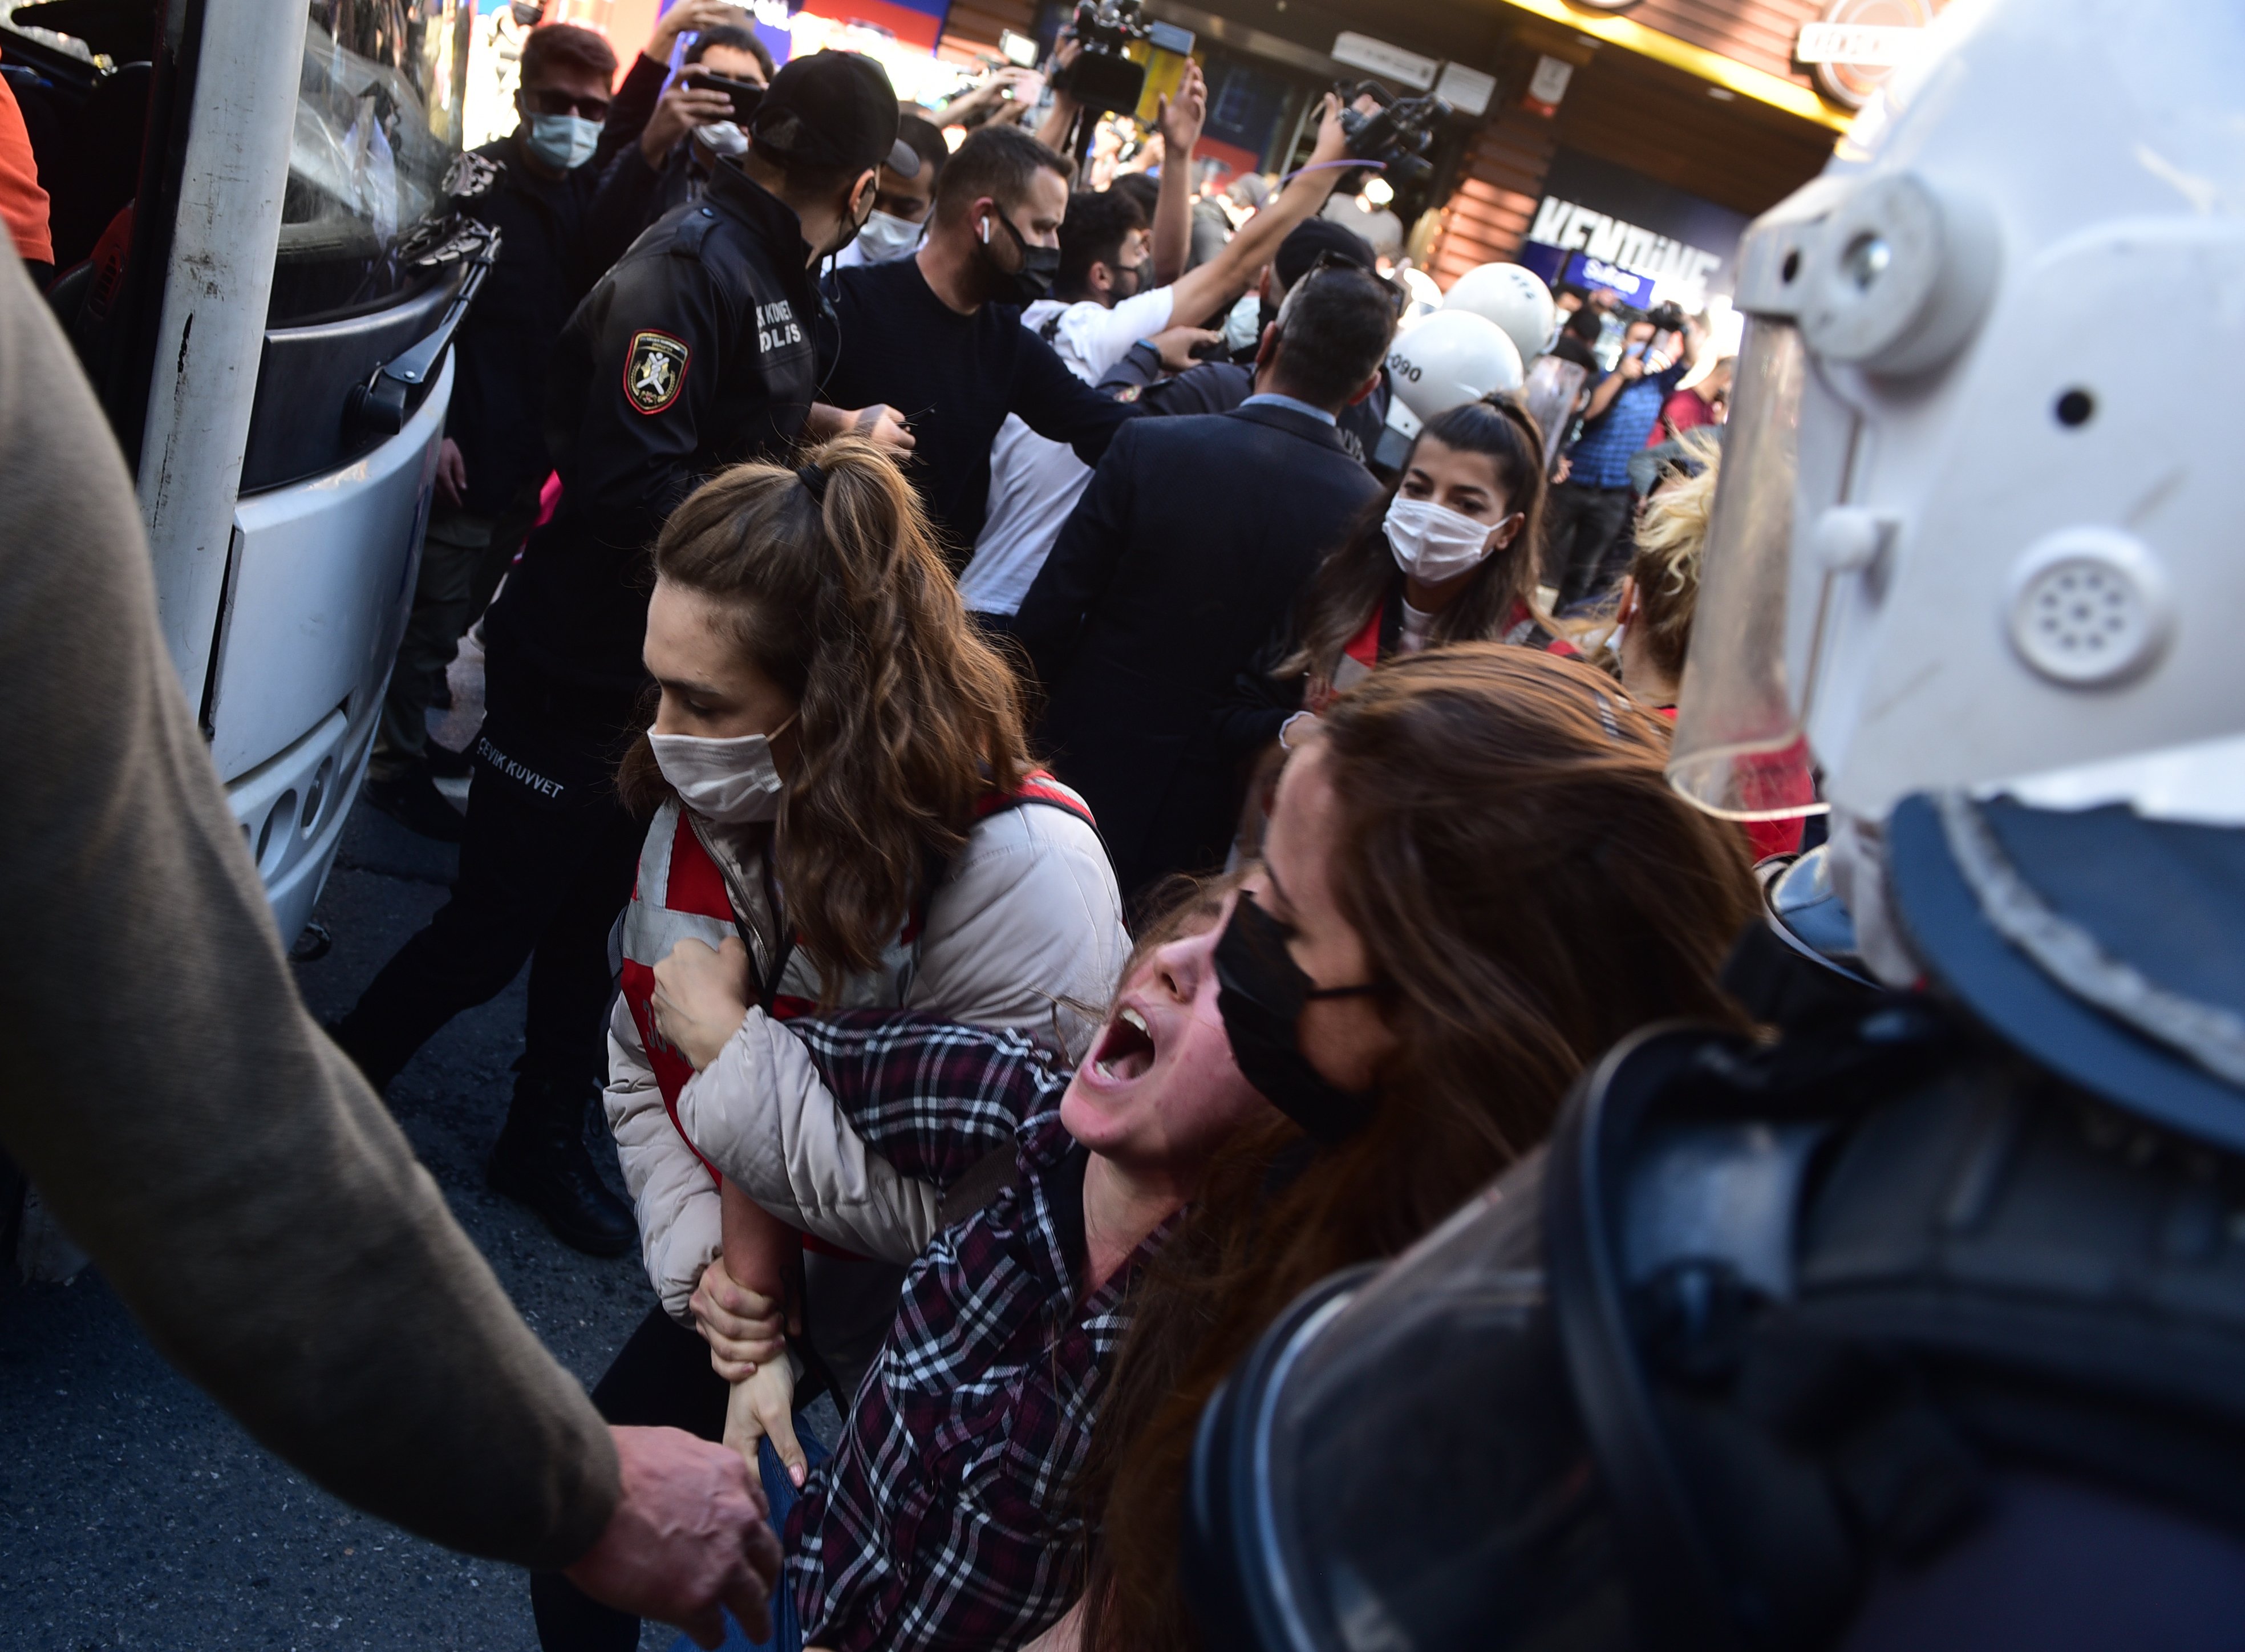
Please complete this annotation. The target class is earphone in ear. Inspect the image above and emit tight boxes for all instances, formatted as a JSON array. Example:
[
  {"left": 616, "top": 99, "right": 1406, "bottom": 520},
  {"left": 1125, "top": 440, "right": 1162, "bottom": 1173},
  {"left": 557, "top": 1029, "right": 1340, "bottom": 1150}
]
[{"left": 980, "top": 215, "right": 992, "bottom": 244}]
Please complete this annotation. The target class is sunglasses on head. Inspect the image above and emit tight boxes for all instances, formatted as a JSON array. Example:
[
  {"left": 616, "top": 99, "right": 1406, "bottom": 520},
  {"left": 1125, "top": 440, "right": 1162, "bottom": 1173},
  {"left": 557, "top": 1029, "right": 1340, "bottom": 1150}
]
[
  {"left": 521, "top": 86, "right": 612, "bottom": 121},
  {"left": 1298, "top": 249, "right": 1408, "bottom": 317}
]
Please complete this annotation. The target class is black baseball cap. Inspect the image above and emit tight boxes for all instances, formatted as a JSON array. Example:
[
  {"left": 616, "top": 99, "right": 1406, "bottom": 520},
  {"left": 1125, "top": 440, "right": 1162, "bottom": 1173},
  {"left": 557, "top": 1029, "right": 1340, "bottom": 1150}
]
[
  {"left": 1274, "top": 217, "right": 1377, "bottom": 290},
  {"left": 749, "top": 50, "right": 917, "bottom": 177}
]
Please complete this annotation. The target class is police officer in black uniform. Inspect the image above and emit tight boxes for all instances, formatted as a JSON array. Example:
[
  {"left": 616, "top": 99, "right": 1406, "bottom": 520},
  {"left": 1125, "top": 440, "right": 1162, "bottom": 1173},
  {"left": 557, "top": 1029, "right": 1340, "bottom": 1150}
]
[{"left": 333, "top": 51, "right": 918, "bottom": 1255}]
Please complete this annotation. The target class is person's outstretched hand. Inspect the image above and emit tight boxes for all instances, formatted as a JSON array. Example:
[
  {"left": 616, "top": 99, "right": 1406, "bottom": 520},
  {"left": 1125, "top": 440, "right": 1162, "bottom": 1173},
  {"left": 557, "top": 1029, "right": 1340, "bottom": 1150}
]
[
  {"left": 1156, "top": 60, "right": 1206, "bottom": 156},
  {"left": 648, "top": 0, "right": 743, "bottom": 60},
  {"left": 1308, "top": 92, "right": 1350, "bottom": 170},
  {"left": 565, "top": 1424, "right": 783, "bottom": 1650},
  {"left": 1147, "top": 326, "right": 1222, "bottom": 371}
]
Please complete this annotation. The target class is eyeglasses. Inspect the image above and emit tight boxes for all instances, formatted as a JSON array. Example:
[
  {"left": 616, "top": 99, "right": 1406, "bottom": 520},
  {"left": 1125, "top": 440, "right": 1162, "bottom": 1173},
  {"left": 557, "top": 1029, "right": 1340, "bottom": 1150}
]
[
  {"left": 1298, "top": 249, "right": 1409, "bottom": 318},
  {"left": 521, "top": 86, "right": 612, "bottom": 121}
]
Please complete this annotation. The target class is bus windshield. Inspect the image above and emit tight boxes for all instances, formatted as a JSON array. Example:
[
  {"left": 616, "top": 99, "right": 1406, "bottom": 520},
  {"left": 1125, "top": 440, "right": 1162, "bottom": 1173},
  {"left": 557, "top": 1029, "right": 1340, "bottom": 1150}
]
[{"left": 273, "top": 0, "right": 471, "bottom": 327}]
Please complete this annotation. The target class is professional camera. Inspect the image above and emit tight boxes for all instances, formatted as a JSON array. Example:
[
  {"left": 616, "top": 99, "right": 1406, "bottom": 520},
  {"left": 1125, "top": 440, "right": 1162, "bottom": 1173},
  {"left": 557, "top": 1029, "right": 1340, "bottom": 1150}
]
[
  {"left": 1646, "top": 299, "right": 1689, "bottom": 334},
  {"left": 1052, "top": 0, "right": 1150, "bottom": 115},
  {"left": 1335, "top": 79, "right": 1449, "bottom": 190}
]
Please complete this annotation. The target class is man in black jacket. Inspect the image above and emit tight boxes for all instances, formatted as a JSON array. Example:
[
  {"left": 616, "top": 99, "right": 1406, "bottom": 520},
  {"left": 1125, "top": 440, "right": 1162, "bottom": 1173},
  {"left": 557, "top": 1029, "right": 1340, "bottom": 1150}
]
[
  {"left": 814, "top": 124, "right": 1139, "bottom": 562},
  {"left": 1015, "top": 262, "right": 1398, "bottom": 901},
  {"left": 581, "top": 14, "right": 775, "bottom": 278},
  {"left": 334, "top": 51, "right": 914, "bottom": 1258},
  {"left": 366, "top": 21, "right": 617, "bottom": 842}
]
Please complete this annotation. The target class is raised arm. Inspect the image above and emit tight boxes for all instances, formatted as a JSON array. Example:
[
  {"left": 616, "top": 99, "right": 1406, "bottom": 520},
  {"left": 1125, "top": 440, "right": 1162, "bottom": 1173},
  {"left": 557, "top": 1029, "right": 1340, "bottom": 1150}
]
[
  {"left": 1161, "top": 93, "right": 1351, "bottom": 327},
  {"left": 1148, "top": 61, "right": 1206, "bottom": 286}
]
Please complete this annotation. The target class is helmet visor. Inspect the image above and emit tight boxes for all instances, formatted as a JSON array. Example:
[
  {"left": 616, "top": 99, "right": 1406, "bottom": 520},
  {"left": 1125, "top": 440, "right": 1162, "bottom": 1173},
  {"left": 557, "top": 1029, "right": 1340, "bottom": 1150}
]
[
  {"left": 1224, "top": 1154, "right": 1628, "bottom": 1650},
  {"left": 1667, "top": 318, "right": 1824, "bottom": 823}
]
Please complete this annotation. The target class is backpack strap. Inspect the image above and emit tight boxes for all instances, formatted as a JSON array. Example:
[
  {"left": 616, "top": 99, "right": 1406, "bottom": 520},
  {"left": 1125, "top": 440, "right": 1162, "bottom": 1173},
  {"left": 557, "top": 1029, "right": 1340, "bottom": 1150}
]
[
  {"left": 976, "top": 767, "right": 1098, "bottom": 831},
  {"left": 905, "top": 770, "right": 1106, "bottom": 944}
]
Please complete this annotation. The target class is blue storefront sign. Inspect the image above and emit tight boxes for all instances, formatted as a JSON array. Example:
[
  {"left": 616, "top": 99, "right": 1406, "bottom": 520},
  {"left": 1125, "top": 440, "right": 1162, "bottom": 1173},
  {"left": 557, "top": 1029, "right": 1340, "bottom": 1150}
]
[{"left": 1517, "top": 148, "right": 1751, "bottom": 311}]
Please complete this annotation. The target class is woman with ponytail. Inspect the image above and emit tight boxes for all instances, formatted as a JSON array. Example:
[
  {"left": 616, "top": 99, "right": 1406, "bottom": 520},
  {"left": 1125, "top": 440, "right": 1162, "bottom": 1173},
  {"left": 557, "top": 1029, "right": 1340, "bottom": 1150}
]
[{"left": 531, "top": 438, "right": 1127, "bottom": 1652}]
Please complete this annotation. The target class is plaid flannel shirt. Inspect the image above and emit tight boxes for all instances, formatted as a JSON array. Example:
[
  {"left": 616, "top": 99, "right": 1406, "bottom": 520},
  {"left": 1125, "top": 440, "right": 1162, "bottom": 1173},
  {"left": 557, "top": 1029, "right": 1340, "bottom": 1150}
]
[{"left": 779, "top": 1011, "right": 1159, "bottom": 1652}]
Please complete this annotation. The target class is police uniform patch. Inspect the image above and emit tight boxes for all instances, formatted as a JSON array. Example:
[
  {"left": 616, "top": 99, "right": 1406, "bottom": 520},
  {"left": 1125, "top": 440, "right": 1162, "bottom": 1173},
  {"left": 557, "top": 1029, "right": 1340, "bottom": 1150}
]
[{"left": 624, "top": 330, "right": 690, "bottom": 415}]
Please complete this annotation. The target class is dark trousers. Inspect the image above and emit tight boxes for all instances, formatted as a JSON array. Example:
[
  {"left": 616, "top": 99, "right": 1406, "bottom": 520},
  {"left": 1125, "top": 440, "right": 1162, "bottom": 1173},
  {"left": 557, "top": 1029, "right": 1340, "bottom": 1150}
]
[
  {"left": 371, "top": 487, "right": 541, "bottom": 782},
  {"left": 372, "top": 505, "right": 492, "bottom": 781},
  {"left": 532, "top": 1308, "right": 730, "bottom": 1652},
  {"left": 335, "top": 663, "right": 643, "bottom": 1094},
  {"left": 1542, "top": 480, "right": 1638, "bottom": 610}
]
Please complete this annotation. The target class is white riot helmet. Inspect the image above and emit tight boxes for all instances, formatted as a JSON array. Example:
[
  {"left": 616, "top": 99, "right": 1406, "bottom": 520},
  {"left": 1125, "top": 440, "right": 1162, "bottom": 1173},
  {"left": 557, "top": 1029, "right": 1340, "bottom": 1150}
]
[
  {"left": 1441, "top": 262, "right": 1556, "bottom": 369},
  {"left": 1384, "top": 309, "right": 1522, "bottom": 427},
  {"left": 1671, "top": 0, "right": 2245, "bottom": 851}
]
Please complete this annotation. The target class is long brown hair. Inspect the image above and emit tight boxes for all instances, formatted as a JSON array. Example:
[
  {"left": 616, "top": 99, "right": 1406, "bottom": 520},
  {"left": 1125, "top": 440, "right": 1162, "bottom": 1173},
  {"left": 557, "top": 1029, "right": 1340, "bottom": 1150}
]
[
  {"left": 1283, "top": 392, "right": 1553, "bottom": 692},
  {"left": 1081, "top": 645, "right": 1758, "bottom": 1650},
  {"left": 617, "top": 437, "right": 1031, "bottom": 999}
]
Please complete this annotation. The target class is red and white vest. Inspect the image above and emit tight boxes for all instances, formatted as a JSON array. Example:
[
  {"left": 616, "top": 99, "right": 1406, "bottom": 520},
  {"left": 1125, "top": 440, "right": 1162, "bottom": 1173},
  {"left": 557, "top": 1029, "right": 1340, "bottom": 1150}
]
[
  {"left": 617, "top": 774, "right": 1098, "bottom": 1184},
  {"left": 1308, "top": 597, "right": 1577, "bottom": 713}
]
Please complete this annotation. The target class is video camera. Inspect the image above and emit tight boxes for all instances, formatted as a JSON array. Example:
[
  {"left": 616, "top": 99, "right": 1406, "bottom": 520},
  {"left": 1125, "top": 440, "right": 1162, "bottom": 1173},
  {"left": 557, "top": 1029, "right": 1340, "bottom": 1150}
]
[
  {"left": 1052, "top": 0, "right": 1151, "bottom": 115},
  {"left": 1335, "top": 79, "right": 1449, "bottom": 189}
]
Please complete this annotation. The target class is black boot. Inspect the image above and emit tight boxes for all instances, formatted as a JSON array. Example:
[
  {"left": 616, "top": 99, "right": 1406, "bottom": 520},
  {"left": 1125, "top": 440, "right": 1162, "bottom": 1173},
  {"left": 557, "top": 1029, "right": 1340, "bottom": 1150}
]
[
  {"left": 364, "top": 762, "right": 465, "bottom": 843},
  {"left": 487, "top": 1073, "right": 636, "bottom": 1257}
]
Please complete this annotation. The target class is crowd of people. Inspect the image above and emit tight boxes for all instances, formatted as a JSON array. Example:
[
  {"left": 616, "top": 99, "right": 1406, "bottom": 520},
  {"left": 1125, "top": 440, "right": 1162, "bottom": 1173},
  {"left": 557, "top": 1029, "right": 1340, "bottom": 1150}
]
[
  {"left": 3, "top": 9, "right": 1758, "bottom": 1650},
  {"left": 5, "top": 3, "right": 1766, "bottom": 1641},
  {"left": 321, "top": 15, "right": 1780, "bottom": 1649},
  {"left": 296, "top": 9, "right": 1778, "bottom": 1642}
]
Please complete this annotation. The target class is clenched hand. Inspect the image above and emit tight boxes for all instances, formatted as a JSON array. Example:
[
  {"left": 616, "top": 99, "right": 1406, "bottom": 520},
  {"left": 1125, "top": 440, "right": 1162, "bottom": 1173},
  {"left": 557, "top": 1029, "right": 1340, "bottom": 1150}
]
[{"left": 565, "top": 1425, "right": 784, "bottom": 1650}]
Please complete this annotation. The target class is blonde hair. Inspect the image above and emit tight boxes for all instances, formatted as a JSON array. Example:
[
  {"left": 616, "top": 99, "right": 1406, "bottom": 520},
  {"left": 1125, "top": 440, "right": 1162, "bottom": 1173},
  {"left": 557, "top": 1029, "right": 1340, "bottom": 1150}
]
[{"left": 1614, "top": 428, "right": 1722, "bottom": 681}]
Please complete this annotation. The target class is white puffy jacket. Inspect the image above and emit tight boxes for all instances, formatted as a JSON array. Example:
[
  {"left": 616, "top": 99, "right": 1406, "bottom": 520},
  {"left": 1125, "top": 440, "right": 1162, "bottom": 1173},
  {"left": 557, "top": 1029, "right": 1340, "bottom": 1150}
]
[{"left": 606, "top": 799, "right": 1126, "bottom": 1319}]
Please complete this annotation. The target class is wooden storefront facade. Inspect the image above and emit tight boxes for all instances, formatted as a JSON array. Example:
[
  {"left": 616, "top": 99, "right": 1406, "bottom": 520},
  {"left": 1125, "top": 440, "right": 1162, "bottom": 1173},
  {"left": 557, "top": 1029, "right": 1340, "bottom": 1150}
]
[
  {"left": 924, "top": 0, "right": 1859, "bottom": 308},
  {"left": 1423, "top": 1, "right": 1846, "bottom": 285}
]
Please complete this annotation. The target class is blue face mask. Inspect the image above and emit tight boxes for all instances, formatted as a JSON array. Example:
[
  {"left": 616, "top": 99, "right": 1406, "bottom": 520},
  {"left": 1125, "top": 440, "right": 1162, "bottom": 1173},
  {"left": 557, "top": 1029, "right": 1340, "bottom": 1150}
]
[{"left": 524, "top": 112, "right": 601, "bottom": 171}]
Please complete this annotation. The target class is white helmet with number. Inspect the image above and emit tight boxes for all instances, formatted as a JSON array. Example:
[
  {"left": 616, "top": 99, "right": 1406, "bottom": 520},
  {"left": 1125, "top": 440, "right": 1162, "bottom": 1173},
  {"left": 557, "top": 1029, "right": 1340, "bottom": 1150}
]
[
  {"left": 1384, "top": 309, "right": 1522, "bottom": 426},
  {"left": 1441, "top": 262, "right": 1557, "bottom": 369},
  {"left": 1672, "top": 0, "right": 2245, "bottom": 843}
]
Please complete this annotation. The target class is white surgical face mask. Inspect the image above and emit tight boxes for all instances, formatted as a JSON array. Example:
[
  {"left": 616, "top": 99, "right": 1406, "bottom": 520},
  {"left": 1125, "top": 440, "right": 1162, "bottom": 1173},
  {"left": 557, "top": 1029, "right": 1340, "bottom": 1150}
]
[
  {"left": 1384, "top": 496, "right": 1513, "bottom": 584},
  {"left": 650, "top": 719, "right": 795, "bottom": 826},
  {"left": 691, "top": 118, "right": 749, "bottom": 157},
  {"left": 525, "top": 111, "right": 601, "bottom": 171},
  {"left": 854, "top": 207, "right": 925, "bottom": 264}
]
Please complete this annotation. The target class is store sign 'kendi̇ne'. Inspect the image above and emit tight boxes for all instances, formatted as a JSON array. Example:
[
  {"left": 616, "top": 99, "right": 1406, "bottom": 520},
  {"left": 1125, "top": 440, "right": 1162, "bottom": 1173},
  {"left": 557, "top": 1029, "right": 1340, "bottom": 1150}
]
[{"left": 1524, "top": 195, "right": 1724, "bottom": 307}]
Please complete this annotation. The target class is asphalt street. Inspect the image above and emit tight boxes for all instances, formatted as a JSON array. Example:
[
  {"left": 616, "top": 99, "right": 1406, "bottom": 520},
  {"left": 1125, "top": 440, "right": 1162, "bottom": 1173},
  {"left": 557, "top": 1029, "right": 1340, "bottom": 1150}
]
[{"left": 0, "top": 795, "right": 710, "bottom": 1651}]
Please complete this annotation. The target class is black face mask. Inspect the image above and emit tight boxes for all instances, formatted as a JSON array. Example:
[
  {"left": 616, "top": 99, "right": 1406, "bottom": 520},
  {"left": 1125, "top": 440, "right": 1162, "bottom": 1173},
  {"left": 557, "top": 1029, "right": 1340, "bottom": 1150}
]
[
  {"left": 983, "top": 208, "right": 1061, "bottom": 306},
  {"left": 1109, "top": 257, "right": 1148, "bottom": 302},
  {"left": 1214, "top": 896, "right": 1383, "bottom": 1146}
]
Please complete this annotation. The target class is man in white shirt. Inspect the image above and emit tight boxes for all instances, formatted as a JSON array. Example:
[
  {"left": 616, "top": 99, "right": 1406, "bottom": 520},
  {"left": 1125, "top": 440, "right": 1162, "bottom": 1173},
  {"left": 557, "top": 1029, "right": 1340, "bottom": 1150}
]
[{"left": 958, "top": 71, "right": 1355, "bottom": 627}]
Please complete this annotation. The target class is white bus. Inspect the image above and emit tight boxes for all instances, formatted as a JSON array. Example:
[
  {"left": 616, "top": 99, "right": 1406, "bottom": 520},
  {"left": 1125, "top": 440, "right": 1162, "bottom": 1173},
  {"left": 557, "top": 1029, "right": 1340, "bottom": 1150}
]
[{"left": 7, "top": 0, "right": 488, "bottom": 949}]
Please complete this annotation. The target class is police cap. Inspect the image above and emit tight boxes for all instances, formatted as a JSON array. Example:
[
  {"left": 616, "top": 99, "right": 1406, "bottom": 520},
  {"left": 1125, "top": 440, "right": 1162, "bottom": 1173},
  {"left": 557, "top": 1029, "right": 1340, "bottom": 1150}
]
[{"left": 751, "top": 50, "right": 918, "bottom": 179}]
